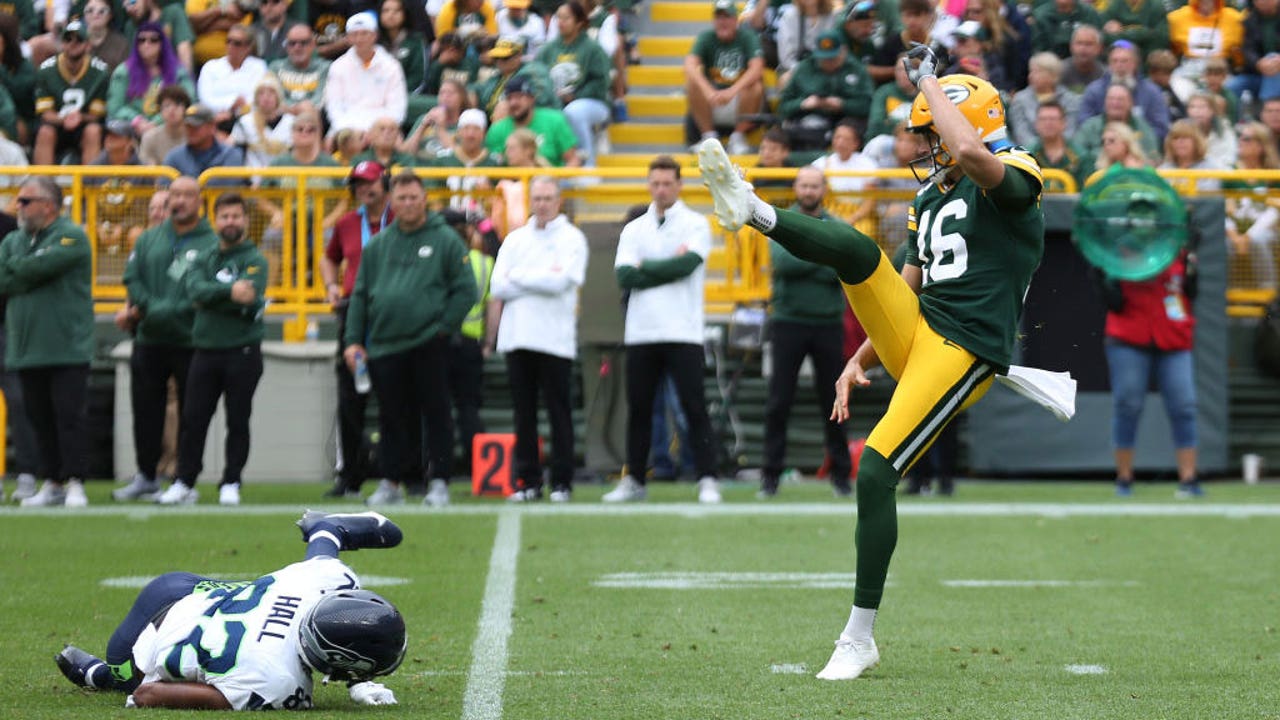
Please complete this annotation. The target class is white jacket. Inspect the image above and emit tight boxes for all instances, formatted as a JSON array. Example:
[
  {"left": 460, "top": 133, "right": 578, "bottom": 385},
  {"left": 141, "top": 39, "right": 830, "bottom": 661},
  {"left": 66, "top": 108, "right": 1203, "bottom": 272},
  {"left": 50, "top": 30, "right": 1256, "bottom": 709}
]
[
  {"left": 491, "top": 213, "right": 588, "bottom": 359},
  {"left": 615, "top": 200, "right": 711, "bottom": 346},
  {"left": 324, "top": 45, "right": 407, "bottom": 134}
]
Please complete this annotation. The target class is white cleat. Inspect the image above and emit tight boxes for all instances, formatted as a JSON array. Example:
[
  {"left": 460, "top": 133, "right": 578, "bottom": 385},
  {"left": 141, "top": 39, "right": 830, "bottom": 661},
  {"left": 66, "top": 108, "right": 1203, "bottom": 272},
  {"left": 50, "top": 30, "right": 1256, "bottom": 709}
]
[
  {"left": 423, "top": 479, "right": 450, "bottom": 507},
  {"left": 549, "top": 488, "right": 571, "bottom": 503},
  {"left": 11, "top": 473, "right": 38, "bottom": 502},
  {"left": 113, "top": 473, "right": 160, "bottom": 502},
  {"left": 697, "top": 138, "right": 751, "bottom": 231},
  {"left": 602, "top": 475, "right": 647, "bottom": 503},
  {"left": 20, "top": 481, "right": 66, "bottom": 507},
  {"left": 64, "top": 480, "right": 89, "bottom": 508},
  {"left": 815, "top": 638, "right": 880, "bottom": 680},
  {"left": 219, "top": 483, "right": 241, "bottom": 506},
  {"left": 365, "top": 479, "right": 405, "bottom": 506},
  {"left": 155, "top": 481, "right": 199, "bottom": 505},
  {"left": 697, "top": 476, "right": 722, "bottom": 504}
]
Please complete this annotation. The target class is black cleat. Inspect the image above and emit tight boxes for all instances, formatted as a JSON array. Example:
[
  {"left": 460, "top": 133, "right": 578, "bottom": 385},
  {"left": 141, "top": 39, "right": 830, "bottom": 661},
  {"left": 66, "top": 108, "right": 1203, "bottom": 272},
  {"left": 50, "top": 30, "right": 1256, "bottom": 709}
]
[
  {"left": 55, "top": 645, "right": 107, "bottom": 689},
  {"left": 297, "top": 510, "right": 403, "bottom": 550}
]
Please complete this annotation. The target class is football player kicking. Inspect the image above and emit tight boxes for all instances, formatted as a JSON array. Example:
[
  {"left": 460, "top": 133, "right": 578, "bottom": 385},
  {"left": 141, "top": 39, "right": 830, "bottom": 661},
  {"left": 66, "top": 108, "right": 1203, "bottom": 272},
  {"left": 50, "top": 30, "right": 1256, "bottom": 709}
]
[
  {"left": 53, "top": 511, "right": 408, "bottom": 709},
  {"left": 698, "top": 44, "right": 1045, "bottom": 680}
]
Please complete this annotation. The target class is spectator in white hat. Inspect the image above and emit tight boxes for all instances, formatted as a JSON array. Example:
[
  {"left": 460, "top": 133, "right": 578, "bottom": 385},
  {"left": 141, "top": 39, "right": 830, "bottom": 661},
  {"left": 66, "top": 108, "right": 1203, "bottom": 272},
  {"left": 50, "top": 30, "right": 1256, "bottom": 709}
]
[{"left": 325, "top": 11, "right": 408, "bottom": 136}]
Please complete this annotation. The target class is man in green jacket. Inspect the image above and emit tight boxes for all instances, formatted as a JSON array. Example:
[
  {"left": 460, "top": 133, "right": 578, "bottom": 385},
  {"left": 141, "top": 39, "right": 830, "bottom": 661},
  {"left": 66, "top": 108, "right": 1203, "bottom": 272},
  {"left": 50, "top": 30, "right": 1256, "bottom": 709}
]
[
  {"left": 760, "top": 167, "right": 852, "bottom": 499},
  {"left": 114, "top": 176, "right": 218, "bottom": 502},
  {"left": 343, "top": 171, "right": 477, "bottom": 507},
  {"left": 777, "top": 30, "right": 874, "bottom": 151},
  {"left": 0, "top": 177, "right": 93, "bottom": 508},
  {"left": 155, "top": 192, "right": 268, "bottom": 508}
]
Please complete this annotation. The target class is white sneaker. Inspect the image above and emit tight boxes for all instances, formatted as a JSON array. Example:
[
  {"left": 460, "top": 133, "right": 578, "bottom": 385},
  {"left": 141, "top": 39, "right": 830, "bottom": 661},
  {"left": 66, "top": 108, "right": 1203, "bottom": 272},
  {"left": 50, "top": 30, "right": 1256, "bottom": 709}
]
[
  {"left": 219, "top": 483, "right": 241, "bottom": 506},
  {"left": 11, "top": 473, "right": 38, "bottom": 502},
  {"left": 507, "top": 487, "right": 542, "bottom": 503},
  {"left": 697, "top": 476, "right": 722, "bottom": 504},
  {"left": 726, "top": 131, "right": 751, "bottom": 156},
  {"left": 155, "top": 481, "right": 198, "bottom": 505},
  {"left": 602, "top": 475, "right": 647, "bottom": 503},
  {"left": 423, "top": 479, "right": 450, "bottom": 507},
  {"left": 20, "top": 480, "right": 66, "bottom": 507},
  {"left": 815, "top": 638, "right": 880, "bottom": 680},
  {"left": 697, "top": 138, "right": 751, "bottom": 231},
  {"left": 113, "top": 473, "right": 160, "bottom": 502},
  {"left": 365, "top": 479, "right": 405, "bottom": 506},
  {"left": 64, "top": 480, "right": 88, "bottom": 508},
  {"left": 549, "top": 488, "right": 571, "bottom": 503}
]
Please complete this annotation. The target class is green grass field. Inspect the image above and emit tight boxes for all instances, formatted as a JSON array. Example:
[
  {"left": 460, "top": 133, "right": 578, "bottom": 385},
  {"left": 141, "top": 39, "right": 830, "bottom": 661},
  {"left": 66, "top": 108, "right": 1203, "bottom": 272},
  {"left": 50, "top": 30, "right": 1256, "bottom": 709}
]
[{"left": 3, "top": 480, "right": 1279, "bottom": 719}]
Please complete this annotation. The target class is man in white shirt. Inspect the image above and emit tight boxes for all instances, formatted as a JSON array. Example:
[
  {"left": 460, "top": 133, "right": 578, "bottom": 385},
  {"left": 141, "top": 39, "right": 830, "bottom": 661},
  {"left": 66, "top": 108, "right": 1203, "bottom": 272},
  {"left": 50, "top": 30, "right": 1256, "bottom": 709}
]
[
  {"left": 604, "top": 155, "right": 724, "bottom": 504},
  {"left": 196, "top": 25, "right": 268, "bottom": 132},
  {"left": 490, "top": 177, "right": 588, "bottom": 503},
  {"left": 324, "top": 11, "right": 408, "bottom": 137}
]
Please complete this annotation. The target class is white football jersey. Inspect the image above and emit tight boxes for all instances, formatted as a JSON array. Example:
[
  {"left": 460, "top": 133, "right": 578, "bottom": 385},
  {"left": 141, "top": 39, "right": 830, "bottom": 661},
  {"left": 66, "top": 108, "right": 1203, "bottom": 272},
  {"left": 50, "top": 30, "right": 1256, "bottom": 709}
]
[{"left": 132, "top": 558, "right": 362, "bottom": 711}]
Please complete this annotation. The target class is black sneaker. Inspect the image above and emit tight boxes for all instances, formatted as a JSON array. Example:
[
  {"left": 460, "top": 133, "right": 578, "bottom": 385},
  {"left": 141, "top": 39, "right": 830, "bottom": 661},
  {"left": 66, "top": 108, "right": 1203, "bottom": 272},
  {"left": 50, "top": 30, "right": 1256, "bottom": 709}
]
[
  {"left": 55, "top": 645, "right": 107, "bottom": 689},
  {"left": 322, "top": 480, "right": 362, "bottom": 499}
]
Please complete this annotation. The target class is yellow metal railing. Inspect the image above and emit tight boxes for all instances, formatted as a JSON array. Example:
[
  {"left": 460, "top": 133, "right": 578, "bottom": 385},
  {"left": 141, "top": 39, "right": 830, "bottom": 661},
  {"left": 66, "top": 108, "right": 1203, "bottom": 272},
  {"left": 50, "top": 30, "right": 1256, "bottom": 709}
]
[{"left": 1, "top": 164, "right": 1273, "bottom": 331}]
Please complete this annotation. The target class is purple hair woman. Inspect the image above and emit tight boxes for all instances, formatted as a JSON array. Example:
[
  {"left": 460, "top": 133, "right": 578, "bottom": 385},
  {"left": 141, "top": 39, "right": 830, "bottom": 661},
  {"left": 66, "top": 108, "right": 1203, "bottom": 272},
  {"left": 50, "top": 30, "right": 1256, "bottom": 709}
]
[{"left": 105, "top": 22, "right": 195, "bottom": 136}]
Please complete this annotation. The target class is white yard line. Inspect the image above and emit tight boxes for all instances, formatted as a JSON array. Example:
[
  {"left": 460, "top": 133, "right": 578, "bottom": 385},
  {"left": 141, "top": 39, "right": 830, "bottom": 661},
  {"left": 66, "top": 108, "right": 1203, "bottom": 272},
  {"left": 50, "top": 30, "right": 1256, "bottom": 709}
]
[
  {"left": 462, "top": 510, "right": 522, "bottom": 720},
  {"left": 941, "top": 580, "right": 1141, "bottom": 588},
  {"left": 10, "top": 501, "right": 1280, "bottom": 519},
  {"left": 1064, "top": 664, "right": 1108, "bottom": 675}
]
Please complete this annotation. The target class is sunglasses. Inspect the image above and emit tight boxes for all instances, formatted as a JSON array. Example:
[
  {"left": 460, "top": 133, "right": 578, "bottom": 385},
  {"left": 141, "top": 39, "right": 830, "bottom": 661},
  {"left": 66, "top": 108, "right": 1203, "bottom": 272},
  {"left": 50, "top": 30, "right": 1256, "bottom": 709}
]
[
  {"left": 16, "top": 196, "right": 52, "bottom": 206},
  {"left": 137, "top": 34, "right": 162, "bottom": 44},
  {"left": 285, "top": 38, "right": 313, "bottom": 46},
  {"left": 294, "top": 125, "right": 319, "bottom": 132}
]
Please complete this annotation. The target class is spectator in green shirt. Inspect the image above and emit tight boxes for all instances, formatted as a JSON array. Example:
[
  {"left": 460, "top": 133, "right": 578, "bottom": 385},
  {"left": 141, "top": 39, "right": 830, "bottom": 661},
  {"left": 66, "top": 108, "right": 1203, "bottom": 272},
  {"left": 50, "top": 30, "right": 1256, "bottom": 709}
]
[
  {"left": 684, "top": 0, "right": 766, "bottom": 155},
  {"left": 485, "top": 75, "right": 581, "bottom": 166}
]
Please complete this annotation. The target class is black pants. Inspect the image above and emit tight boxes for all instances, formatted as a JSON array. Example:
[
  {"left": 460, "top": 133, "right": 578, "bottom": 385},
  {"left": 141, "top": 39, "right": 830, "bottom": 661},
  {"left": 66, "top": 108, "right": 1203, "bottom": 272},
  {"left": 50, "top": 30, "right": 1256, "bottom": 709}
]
[
  {"left": 505, "top": 349, "right": 575, "bottom": 492},
  {"left": 18, "top": 364, "right": 89, "bottom": 482},
  {"left": 368, "top": 335, "right": 454, "bottom": 487},
  {"left": 130, "top": 343, "right": 193, "bottom": 481},
  {"left": 334, "top": 305, "right": 370, "bottom": 490},
  {"left": 624, "top": 343, "right": 717, "bottom": 482},
  {"left": 0, "top": 331, "right": 39, "bottom": 475},
  {"left": 762, "top": 320, "right": 851, "bottom": 487},
  {"left": 177, "top": 345, "right": 263, "bottom": 487},
  {"left": 449, "top": 335, "right": 486, "bottom": 473}
]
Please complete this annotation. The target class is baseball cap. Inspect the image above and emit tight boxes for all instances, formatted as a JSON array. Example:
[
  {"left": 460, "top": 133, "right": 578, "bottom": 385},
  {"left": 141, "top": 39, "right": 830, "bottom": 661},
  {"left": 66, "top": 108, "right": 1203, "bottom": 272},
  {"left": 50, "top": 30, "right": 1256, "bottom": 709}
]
[
  {"left": 346, "top": 11, "right": 377, "bottom": 33},
  {"left": 458, "top": 108, "right": 488, "bottom": 130},
  {"left": 953, "top": 20, "right": 986, "bottom": 41},
  {"left": 504, "top": 75, "right": 533, "bottom": 96},
  {"left": 713, "top": 0, "right": 738, "bottom": 16},
  {"left": 349, "top": 160, "right": 387, "bottom": 183},
  {"left": 105, "top": 119, "right": 137, "bottom": 139},
  {"left": 813, "top": 30, "right": 843, "bottom": 60},
  {"left": 489, "top": 36, "right": 525, "bottom": 59},
  {"left": 184, "top": 104, "right": 215, "bottom": 126},
  {"left": 63, "top": 19, "right": 87, "bottom": 41},
  {"left": 844, "top": 0, "right": 876, "bottom": 21}
]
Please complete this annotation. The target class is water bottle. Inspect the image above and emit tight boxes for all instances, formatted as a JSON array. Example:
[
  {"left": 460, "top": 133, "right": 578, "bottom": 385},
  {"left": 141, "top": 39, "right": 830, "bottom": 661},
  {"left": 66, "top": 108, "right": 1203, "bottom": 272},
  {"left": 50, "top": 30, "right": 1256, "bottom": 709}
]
[
  {"left": 353, "top": 352, "right": 372, "bottom": 395},
  {"left": 305, "top": 319, "right": 319, "bottom": 342}
]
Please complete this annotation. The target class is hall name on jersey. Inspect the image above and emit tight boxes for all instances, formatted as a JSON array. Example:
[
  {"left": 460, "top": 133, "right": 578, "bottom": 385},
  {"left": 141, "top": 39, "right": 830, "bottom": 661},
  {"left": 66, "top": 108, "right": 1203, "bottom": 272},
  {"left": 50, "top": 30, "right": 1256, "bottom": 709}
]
[{"left": 257, "top": 595, "right": 303, "bottom": 642}]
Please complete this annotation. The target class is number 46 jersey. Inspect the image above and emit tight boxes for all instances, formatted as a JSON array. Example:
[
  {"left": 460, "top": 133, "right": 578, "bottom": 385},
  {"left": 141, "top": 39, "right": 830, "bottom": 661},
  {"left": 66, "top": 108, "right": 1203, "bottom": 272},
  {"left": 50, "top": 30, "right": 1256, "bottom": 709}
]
[
  {"left": 905, "top": 148, "right": 1045, "bottom": 373},
  {"left": 132, "top": 557, "right": 362, "bottom": 711}
]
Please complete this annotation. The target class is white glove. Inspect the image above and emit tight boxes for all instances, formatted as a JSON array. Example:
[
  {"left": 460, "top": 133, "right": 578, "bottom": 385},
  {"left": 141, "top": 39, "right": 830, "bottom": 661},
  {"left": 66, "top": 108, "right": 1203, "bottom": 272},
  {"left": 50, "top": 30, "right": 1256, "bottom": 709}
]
[
  {"left": 349, "top": 681, "right": 398, "bottom": 706},
  {"left": 125, "top": 694, "right": 138, "bottom": 708},
  {"left": 903, "top": 42, "right": 939, "bottom": 88}
]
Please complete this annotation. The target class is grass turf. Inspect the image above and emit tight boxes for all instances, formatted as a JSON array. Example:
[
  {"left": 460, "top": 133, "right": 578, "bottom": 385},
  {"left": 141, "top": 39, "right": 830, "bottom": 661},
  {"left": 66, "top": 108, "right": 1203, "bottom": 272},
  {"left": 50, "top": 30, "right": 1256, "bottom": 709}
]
[{"left": 1, "top": 479, "right": 1278, "bottom": 719}]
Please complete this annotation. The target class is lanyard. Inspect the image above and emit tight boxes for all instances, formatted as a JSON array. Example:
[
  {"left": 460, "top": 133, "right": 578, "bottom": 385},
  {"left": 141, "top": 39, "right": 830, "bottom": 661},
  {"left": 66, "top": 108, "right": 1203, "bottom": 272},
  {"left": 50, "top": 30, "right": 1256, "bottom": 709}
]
[{"left": 359, "top": 204, "right": 391, "bottom": 248}]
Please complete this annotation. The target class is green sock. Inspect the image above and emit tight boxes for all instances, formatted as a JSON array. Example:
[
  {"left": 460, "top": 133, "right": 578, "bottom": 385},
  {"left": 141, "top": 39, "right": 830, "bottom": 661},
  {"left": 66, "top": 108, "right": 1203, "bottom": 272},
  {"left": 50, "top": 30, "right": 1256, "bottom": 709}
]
[
  {"left": 771, "top": 207, "right": 885, "bottom": 285},
  {"left": 853, "top": 448, "right": 899, "bottom": 609}
]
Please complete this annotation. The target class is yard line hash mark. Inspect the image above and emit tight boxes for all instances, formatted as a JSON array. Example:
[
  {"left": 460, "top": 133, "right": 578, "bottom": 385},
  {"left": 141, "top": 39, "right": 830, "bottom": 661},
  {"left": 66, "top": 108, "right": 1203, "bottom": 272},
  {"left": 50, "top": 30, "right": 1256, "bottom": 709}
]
[
  {"left": 462, "top": 510, "right": 522, "bottom": 720},
  {"left": 1064, "top": 664, "right": 1108, "bottom": 675}
]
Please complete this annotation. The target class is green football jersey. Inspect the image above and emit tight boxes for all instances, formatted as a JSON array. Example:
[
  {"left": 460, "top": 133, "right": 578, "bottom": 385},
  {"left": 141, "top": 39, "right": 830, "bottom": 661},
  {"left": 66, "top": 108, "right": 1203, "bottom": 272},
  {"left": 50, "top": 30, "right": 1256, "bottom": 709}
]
[
  {"left": 35, "top": 55, "right": 111, "bottom": 118},
  {"left": 904, "top": 148, "right": 1045, "bottom": 372}
]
